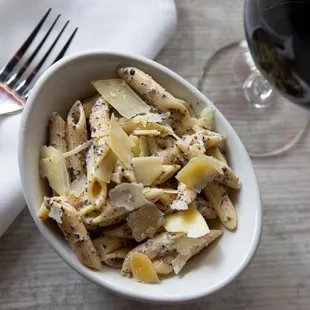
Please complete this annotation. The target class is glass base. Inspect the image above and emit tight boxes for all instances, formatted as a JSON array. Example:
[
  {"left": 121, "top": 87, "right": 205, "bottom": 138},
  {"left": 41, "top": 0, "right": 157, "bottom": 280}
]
[{"left": 198, "top": 41, "right": 310, "bottom": 157}]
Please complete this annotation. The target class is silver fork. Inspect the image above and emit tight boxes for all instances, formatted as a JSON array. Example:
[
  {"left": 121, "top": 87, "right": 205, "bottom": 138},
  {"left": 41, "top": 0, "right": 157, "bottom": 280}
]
[{"left": 0, "top": 8, "right": 78, "bottom": 116}]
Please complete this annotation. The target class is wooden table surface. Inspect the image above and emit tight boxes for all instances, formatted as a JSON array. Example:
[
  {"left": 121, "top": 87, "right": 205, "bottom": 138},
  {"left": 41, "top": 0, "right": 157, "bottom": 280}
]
[{"left": 1, "top": 1, "right": 310, "bottom": 309}]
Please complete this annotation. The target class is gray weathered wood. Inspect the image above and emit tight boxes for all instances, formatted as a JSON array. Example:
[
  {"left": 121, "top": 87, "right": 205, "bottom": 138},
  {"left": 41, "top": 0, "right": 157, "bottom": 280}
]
[{"left": 1, "top": 0, "right": 310, "bottom": 309}]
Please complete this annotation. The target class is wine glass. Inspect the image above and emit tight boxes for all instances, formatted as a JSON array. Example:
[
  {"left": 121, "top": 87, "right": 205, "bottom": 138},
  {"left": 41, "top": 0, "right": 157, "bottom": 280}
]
[{"left": 198, "top": 0, "right": 310, "bottom": 157}]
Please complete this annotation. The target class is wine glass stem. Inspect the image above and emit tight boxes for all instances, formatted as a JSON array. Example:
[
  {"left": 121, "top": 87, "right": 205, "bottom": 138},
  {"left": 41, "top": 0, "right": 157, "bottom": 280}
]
[{"left": 243, "top": 71, "right": 275, "bottom": 109}]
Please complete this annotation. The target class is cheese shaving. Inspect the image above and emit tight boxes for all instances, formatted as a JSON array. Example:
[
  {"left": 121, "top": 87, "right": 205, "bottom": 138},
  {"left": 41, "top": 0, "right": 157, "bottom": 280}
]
[
  {"left": 108, "top": 115, "right": 134, "bottom": 169},
  {"left": 109, "top": 183, "right": 148, "bottom": 211},
  {"left": 127, "top": 203, "right": 164, "bottom": 242},
  {"left": 62, "top": 140, "right": 92, "bottom": 158},
  {"left": 70, "top": 174, "right": 87, "bottom": 197},
  {"left": 92, "top": 79, "right": 150, "bottom": 118},
  {"left": 176, "top": 155, "right": 223, "bottom": 192},
  {"left": 132, "top": 156, "right": 163, "bottom": 185},
  {"left": 163, "top": 208, "right": 210, "bottom": 238}
]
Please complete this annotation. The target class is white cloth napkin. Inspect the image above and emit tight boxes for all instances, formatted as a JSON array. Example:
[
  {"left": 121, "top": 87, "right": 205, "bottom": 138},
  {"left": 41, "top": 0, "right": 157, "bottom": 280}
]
[{"left": 0, "top": 0, "right": 177, "bottom": 237}]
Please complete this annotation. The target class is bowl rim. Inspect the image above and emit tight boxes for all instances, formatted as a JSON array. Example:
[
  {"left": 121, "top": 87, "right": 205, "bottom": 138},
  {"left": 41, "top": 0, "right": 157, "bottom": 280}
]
[{"left": 18, "top": 50, "right": 262, "bottom": 304}]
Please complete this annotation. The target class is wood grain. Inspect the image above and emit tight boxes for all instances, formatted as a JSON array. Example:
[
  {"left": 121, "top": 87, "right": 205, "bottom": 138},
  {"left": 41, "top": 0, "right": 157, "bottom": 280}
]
[{"left": 1, "top": 0, "right": 310, "bottom": 309}]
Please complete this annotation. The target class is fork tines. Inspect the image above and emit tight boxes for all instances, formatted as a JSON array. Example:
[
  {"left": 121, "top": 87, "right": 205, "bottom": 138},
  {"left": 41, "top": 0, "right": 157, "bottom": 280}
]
[{"left": 0, "top": 8, "right": 78, "bottom": 98}]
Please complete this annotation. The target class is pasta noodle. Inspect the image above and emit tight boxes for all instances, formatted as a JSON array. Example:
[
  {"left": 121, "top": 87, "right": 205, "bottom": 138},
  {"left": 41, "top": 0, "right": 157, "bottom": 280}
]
[{"left": 67, "top": 101, "right": 88, "bottom": 178}]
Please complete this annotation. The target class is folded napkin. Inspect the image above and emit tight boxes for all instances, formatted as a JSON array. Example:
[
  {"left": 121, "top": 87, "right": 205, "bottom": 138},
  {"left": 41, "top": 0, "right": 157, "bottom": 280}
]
[{"left": 0, "top": 0, "right": 177, "bottom": 237}]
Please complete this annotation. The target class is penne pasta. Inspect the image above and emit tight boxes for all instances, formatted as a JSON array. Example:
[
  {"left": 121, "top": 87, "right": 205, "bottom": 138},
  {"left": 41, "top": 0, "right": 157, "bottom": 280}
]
[
  {"left": 89, "top": 97, "right": 110, "bottom": 138},
  {"left": 90, "top": 202, "right": 128, "bottom": 228},
  {"left": 171, "top": 182, "right": 197, "bottom": 210},
  {"left": 153, "top": 256, "right": 175, "bottom": 275},
  {"left": 103, "top": 223, "right": 133, "bottom": 239},
  {"left": 118, "top": 67, "right": 188, "bottom": 113},
  {"left": 82, "top": 94, "right": 100, "bottom": 118},
  {"left": 67, "top": 100, "right": 88, "bottom": 178},
  {"left": 206, "top": 146, "right": 227, "bottom": 164},
  {"left": 171, "top": 230, "right": 223, "bottom": 274},
  {"left": 49, "top": 112, "right": 67, "bottom": 153},
  {"left": 121, "top": 232, "right": 184, "bottom": 277},
  {"left": 86, "top": 145, "right": 108, "bottom": 209},
  {"left": 203, "top": 181, "right": 237, "bottom": 230},
  {"left": 92, "top": 236, "right": 130, "bottom": 256},
  {"left": 103, "top": 248, "right": 132, "bottom": 268},
  {"left": 213, "top": 159, "right": 240, "bottom": 190},
  {"left": 189, "top": 196, "right": 217, "bottom": 220},
  {"left": 44, "top": 197, "right": 102, "bottom": 270},
  {"left": 153, "top": 165, "right": 181, "bottom": 185}
]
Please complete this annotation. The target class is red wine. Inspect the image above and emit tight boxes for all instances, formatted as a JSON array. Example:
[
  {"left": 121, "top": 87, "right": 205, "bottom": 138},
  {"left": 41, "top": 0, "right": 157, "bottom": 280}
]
[{"left": 244, "top": 0, "right": 310, "bottom": 107}]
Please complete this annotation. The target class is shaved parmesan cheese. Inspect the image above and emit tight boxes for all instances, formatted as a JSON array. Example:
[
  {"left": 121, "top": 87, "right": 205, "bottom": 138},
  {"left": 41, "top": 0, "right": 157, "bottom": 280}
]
[
  {"left": 144, "top": 122, "right": 179, "bottom": 139},
  {"left": 40, "top": 146, "right": 70, "bottom": 196},
  {"left": 131, "top": 115, "right": 149, "bottom": 127},
  {"left": 92, "top": 79, "right": 150, "bottom": 118},
  {"left": 118, "top": 117, "right": 138, "bottom": 134},
  {"left": 129, "top": 135, "right": 141, "bottom": 157},
  {"left": 108, "top": 115, "right": 134, "bottom": 168},
  {"left": 171, "top": 253, "right": 190, "bottom": 274},
  {"left": 94, "top": 149, "right": 117, "bottom": 183},
  {"left": 164, "top": 208, "right": 210, "bottom": 238},
  {"left": 163, "top": 189, "right": 178, "bottom": 194},
  {"left": 70, "top": 174, "right": 86, "bottom": 197},
  {"left": 127, "top": 203, "right": 164, "bottom": 242},
  {"left": 109, "top": 183, "right": 148, "bottom": 211},
  {"left": 110, "top": 172, "right": 122, "bottom": 183},
  {"left": 133, "top": 129, "right": 161, "bottom": 136},
  {"left": 48, "top": 205, "right": 63, "bottom": 224},
  {"left": 176, "top": 155, "right": 223, "bottom": 192},
  {"left": 132, "top": 156, "right": 163, "bottom": 185},
  {"left": 130, "top": 113, "right": 171, "bottom": 129},
  {"left": 38, "top": 203, "right": 49, "bottom": 219},
  {"left": 139, "top": 136, "right": 149, "bottom": 157},
  {"left": 198, "top": 107, "right": 214, "bottom": 129},
  {"left": 130, "top": 252, "right": 159, "bottom": 284},
  {"left": 62, "top": 140, "right": 92, "bottom": 158}
]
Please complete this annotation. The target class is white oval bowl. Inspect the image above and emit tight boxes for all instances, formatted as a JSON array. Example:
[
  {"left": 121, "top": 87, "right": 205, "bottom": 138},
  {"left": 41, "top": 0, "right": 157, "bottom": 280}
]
[{"left": 18, "top": 51, "right": 262, "bottom": 304}]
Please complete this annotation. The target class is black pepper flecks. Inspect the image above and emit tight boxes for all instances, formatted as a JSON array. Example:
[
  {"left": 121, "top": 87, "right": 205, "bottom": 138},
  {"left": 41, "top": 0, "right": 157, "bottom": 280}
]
[{"left": 129, "top": 69, "right": 135, "bottom": 76}]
